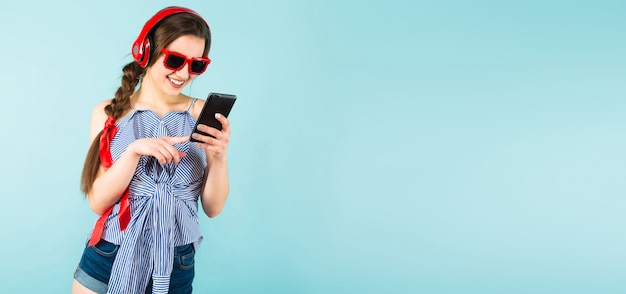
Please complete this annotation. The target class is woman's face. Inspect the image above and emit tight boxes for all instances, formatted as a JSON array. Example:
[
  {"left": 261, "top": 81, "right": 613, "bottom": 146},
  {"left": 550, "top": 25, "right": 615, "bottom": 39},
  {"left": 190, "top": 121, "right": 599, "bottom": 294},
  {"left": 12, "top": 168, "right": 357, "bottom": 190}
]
[{"left": 146, "top": 35, "right": 206, "bottom": 96}]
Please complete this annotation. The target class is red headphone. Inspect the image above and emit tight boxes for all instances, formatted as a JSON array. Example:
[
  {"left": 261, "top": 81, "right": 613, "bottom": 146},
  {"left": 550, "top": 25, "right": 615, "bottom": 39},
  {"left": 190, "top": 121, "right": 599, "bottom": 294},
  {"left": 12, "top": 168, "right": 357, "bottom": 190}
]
[{"left": 131, "top": 6, "right": 211, "bottom": 67}]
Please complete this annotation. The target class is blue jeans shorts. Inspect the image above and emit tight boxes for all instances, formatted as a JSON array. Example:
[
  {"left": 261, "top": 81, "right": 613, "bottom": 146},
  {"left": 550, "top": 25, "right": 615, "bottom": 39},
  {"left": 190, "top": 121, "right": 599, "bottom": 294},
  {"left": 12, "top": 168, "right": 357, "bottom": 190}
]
[{"left": 74, "top": 239, "right": 195, "bottom": 294}]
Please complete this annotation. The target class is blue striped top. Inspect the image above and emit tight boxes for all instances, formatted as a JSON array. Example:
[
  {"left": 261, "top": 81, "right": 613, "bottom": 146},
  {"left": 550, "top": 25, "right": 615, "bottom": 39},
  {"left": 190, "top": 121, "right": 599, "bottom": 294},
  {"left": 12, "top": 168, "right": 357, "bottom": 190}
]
[{"left": 94, "top": 99, "right": 206, "bottom": 294}]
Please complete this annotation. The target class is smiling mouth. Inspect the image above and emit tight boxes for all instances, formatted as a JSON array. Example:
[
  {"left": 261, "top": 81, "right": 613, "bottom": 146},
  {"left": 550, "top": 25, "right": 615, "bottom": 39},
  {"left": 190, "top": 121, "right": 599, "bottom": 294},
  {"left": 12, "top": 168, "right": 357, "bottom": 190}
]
[{"left": 168, "top": 76, "right": 185, "bottom": 86}]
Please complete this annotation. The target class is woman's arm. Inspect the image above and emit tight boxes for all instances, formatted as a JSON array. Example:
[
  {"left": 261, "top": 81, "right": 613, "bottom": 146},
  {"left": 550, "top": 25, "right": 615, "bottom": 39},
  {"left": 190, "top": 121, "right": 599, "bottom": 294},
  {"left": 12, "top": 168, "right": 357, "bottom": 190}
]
[
  {"left": 201, "top": 152, "right": 229, "bottom": 218},
  {"left": 86, "top": 100, "right": 132, "bottom": 214},
  {"left": 191, "top": 112, "right": 232, "bottom": 218}
]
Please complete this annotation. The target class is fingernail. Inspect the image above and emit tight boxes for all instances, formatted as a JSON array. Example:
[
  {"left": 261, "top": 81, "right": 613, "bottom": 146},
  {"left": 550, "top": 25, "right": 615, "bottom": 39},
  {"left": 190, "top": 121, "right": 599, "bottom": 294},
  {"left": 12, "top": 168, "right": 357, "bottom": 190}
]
[
  {"left": 215, "top": 113, "right": 221, "bottom": 118},
  {"left": 192, "top": 133, "right": 199, "bottom": 139},
  {"left": 197, "top": 125, "right": 204, "bottom": 130}
]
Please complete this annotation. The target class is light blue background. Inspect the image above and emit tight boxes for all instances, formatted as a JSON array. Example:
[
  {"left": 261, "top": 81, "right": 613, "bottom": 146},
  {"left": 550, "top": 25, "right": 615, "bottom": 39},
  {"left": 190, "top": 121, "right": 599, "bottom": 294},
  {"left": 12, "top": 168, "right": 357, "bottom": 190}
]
[{"left": 0, "top": 0, "right": 624, "bottom": 293}]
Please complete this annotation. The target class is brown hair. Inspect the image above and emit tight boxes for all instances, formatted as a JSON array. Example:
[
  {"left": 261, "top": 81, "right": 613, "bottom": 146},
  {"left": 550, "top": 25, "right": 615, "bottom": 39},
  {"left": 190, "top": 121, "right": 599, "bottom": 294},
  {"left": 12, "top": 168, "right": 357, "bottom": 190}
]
[{"left": 80, "top": 11, "right": 211, "bottom": 195}]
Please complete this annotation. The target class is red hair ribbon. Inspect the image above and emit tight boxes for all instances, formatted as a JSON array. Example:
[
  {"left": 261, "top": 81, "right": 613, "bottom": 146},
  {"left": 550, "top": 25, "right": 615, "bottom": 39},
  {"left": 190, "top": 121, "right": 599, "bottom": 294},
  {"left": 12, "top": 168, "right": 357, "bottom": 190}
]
[
  {"left": 88, "top": 116, "right": 131, "bottom": 246},
  {"left": 99, "top": 116, "right": 117, "bottom": 168}
]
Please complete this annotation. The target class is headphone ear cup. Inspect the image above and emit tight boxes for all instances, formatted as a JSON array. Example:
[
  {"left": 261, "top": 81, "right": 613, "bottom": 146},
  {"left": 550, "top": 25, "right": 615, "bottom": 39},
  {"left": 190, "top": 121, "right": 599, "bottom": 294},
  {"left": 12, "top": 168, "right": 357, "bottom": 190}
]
[
  {"left": 141, "top": 36, "right": 152, "bottom": 67},
  {"left": 133, "top": 37, "right": 151, "bottom": 68},
  {"left": 145, "top": 35, "right": 154, "bottom": 65},
  {"left": 132, "top": 39, "right": 145, "bottom": 66}
]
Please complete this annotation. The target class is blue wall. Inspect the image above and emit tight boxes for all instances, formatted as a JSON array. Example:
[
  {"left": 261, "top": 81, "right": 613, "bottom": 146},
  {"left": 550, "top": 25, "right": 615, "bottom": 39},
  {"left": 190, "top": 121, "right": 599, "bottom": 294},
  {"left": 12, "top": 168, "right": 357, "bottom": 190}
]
[{"left": 0, "top": 0, "right": 624, "bottom": 293}]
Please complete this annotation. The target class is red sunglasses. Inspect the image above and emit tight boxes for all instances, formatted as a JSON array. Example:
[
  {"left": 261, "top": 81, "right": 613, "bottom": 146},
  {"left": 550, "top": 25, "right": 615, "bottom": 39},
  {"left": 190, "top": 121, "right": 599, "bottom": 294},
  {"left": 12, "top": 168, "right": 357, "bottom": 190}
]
[{"left": 161, "top": 48, "right": 211, "bottom": 75}]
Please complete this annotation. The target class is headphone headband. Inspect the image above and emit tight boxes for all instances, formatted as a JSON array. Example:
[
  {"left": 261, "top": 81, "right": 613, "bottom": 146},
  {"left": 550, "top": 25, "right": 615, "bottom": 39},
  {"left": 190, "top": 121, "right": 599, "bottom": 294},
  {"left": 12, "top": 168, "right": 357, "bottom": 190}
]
[{"left": 131, "top": 6, "right": 210, "bottom": 67}]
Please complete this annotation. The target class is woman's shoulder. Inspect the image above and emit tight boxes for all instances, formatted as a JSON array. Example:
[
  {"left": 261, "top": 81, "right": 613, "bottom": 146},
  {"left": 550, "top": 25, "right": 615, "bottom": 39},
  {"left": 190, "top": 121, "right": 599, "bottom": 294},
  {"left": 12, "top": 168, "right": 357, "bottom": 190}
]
[
  {"left": 91, "top": 99, "right": 114, "bottom": 125},
  {"left": 88, "top": 99, "right": 114, "bottom": 141},
  {"left": 92, "top": 99, "right": 113, "bottom": 114},
  {"left": 188, "top": 95, "right": 206, "bottom": 120}
]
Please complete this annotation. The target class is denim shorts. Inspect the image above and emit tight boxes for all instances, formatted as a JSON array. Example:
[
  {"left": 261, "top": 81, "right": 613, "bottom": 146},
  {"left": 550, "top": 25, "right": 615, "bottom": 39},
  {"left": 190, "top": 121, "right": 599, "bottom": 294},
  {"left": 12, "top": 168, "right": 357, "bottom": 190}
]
[{"left": 74, "top": 239, "right": 195, "bottom": 294}]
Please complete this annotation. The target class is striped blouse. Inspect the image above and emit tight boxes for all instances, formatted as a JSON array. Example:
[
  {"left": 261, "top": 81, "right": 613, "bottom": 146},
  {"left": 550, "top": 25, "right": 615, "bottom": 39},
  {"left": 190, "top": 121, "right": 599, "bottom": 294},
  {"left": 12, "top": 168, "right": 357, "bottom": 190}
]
[{"left": 94, "top": 99, "right": 206, "bottom": 294}]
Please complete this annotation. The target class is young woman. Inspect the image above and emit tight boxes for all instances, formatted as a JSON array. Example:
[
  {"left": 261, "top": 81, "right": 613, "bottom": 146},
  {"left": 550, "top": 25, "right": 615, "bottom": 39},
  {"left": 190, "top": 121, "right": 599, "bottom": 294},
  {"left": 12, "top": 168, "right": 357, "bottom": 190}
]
[{"left": 72, "top": 6, "right": 230, "bottom": 294}]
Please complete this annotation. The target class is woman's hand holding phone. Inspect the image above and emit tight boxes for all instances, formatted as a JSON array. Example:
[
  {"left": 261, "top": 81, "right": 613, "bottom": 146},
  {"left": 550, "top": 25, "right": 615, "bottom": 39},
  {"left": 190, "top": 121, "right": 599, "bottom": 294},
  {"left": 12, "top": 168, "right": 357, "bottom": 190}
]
[
  {"left": 192, "top": 113, "right": 231, "bottom": 159},
  {"left": 190, "top": 93, "right": 236, "bottom": 162}
]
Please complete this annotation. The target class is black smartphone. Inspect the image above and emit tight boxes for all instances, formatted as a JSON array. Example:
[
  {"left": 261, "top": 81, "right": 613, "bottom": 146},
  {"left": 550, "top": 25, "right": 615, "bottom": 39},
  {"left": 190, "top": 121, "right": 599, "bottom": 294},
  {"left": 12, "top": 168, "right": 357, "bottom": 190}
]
[{"left": 191, "top": 92, "right": 237, "bottom": 142}]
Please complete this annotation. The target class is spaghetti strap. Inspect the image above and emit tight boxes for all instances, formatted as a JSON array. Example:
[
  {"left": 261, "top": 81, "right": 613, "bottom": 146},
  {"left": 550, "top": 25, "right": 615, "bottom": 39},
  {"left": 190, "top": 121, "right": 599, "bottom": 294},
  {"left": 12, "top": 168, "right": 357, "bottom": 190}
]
[{"left": 187, "top": 98, "right": 198, "bottom": 111}]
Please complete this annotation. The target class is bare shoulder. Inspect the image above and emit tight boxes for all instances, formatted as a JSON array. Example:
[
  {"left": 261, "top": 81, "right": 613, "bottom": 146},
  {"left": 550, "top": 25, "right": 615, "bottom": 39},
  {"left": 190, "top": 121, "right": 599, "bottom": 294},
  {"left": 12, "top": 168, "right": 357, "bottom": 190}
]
[
  {"left": 89, "top": 99, "right": 113, "bottom": 141},
  {"left": 189, "top": 97, "right": 206, "bottom": 120},
  {"left": 92, "top": 99, "right": 112, "bottom": 115}
]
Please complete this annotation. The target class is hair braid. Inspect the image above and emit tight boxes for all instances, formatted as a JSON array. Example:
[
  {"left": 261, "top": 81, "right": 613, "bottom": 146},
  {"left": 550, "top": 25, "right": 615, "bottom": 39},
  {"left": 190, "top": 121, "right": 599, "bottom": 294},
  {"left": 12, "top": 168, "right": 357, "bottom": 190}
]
[{"left": 107, "top": 62, "right": 144, "bottom": 119}]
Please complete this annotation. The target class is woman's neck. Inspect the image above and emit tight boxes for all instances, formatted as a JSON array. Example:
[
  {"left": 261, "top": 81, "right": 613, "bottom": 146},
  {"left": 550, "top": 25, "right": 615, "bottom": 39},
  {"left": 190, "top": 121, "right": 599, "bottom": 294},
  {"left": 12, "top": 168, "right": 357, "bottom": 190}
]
[{"left": 131, "top": 86, "right": 191, "bottom": 116}]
